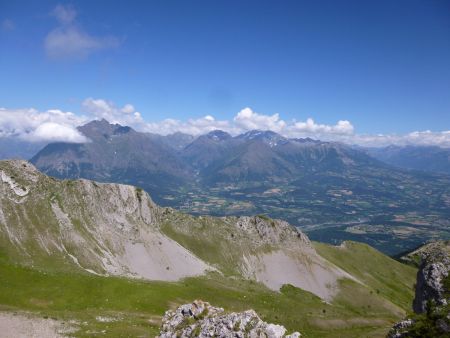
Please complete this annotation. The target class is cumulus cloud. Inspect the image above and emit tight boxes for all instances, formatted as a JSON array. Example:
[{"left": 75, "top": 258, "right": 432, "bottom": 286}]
[
  {"left": 78, "top": 101, "right": 450, "bottom": 147},
  {"left": 0, "top": 108, "right": 88, "bottom": 143},
  {"left": 1, "top": 100, "right": 449, "bottom": 148},
  {"left": 138, "top": 106, "right": 450, "bottom": 147},
  {"left": 287, "top": 118, "right": 354, "bottom": 136},
  {"left": 234, "top": 107, "right": 286, "bottom": 132},
  {"left": 139, "top": 107, "right": 353, "bottom": 138},
  {"left": 45, "top": 4, "right": 120, "bottom": 59},
  {"left": 145, "top": 115, "right": 233, "bottom": 136},
  {"left": 29, "top": 122, "right": 88, "bottom": 143},
  {"left": 122, "top": 104, "right": 135, "bottom": 114},
  {"left": 82, "top": 98, "right": 145, "bottom": 127},
  {"left": 81, "top": 98, "right": 233, "bottom": 135}
]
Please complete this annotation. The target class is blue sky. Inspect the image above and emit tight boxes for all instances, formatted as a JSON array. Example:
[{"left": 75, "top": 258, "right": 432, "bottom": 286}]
[{"left": 0, "top": 0, "right": 450, "bottom": 145}]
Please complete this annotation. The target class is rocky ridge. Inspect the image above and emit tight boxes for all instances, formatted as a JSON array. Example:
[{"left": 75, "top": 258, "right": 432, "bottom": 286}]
[
  {"left": 388, "top": 241, "right": 450, "bottom": 337},
  {"left": 158, "top": 300, "right": 301, "bottom": 338},
  {"left": 234, "top": 216, "right": 311, "bottom": 247},
  {"left": 413, "top": 243, "right": 450, "bottom": 313}
]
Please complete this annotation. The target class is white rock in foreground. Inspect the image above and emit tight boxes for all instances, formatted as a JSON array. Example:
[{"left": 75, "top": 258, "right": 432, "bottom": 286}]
[{"left": 158, "top": 300, "right": 301, "bottom": 338}]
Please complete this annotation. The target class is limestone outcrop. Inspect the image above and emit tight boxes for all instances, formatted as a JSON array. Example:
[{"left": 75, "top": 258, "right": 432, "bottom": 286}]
[
  {"left": 158, "top": 300, "right": 301, "bottom": 338},
  {"left": 387, "top": 241, "right": 450, "bottom": 337},
  {"left": 413, "top": 243, "right": 450, "bottom": 313}
]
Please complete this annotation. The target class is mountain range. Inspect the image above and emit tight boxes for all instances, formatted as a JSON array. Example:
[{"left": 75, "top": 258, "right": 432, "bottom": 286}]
[
  {"left": 28, "top": 119, "right": 450, "bottom": 256},
  {"left": 367, "top": 145, "right": 450, "bottom": 175},
  {"left": 31, "top": 120, "right": 193, "bottom": 201},
  {"left": 32, "top": 119, "right": 381, "bottom": 186}
]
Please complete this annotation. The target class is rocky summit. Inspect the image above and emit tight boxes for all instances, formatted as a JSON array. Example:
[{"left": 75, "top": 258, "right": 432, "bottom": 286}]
[{"left": 157, "top": 300, "right": 301, "bottom": 338}]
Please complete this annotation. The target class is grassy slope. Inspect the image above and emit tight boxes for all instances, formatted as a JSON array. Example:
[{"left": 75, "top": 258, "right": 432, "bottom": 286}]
[
  {"left": 315, "top": 241, "right": 417, "bottom": 312},
  {"left": 160, "top": 213, "right": 248, "bottom": 276},
  {"left": 161, "top": 214, "right": 417, "bottom": 315},
  {"left": 0, "top": 243, "right": 416, "bottom": 338}
]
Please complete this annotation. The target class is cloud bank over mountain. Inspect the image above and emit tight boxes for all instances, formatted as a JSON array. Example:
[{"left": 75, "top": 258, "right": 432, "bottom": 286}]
[
  {"left": 1, "top": 99, "right": 449, "bottom": 147},
  {"left": 0, "top": 108, "right": 88, "bottom": 143}
]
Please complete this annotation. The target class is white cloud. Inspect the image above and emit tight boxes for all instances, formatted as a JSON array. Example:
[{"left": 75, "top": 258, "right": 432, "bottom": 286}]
[
  {"left": 79, "top": 101, "right": 450, "bottom": 147},
  {"left": 45, "top": 4, "right": 120, "bottom": 59},
  {"left": 122, "top": 104, "right": 135, "bottom": 114},
  {"left": 1, "top": 101, "right": 449, "bottom": 148},
  {"left": 234, "top": 107, "right": 286, "bottom": 132},
  {"left": 82, "top": 98, "right": 234, "bottom": 135},
  {"left": 139, "top": 107, "right": 354, "bottom": 139},
  {"left": 0, "top": 108, "right": 88, "bottom": 143},
  {"left": 29, "top": 122, "right": 88, "bottom": 143},
  {"left": 286, "top": 118, "right": 354, "bottom": 137},
  {"left": 145, "top": 115, "right": 233, "bottom": 136},
  {"left": 82, "top": 98, "right": 145, "bottom": 127},
  {"left": 139, "top": 107, "right": 450, "bottom": 147}
]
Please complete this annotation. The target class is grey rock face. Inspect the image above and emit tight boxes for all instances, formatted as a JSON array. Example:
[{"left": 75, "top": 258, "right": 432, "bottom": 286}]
[
  {"left": 387, "top": 242, "right": 450, "bottom": 337},
  {"left": 413, "top": 246, "right": 450, "bottom": 313},
  {"left": 158, "top": 300, "right": 301, "bottom": 338},
  {"left": 234, "top": 216, "right": 311, "bottom": 247},
  {"left": 386, "top": 319, "right": 414, "bottom": 338}
]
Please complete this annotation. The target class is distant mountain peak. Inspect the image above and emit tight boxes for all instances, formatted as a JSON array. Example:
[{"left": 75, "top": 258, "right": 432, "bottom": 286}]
[
  {"left": 291, "top": 137, "right": 321, "bottom": 144},
  {"left": 82, "top": 118, "right": 111, "bottom": 127},
  {"left": 78, "top": 119, "right": 114, "bottom": 132},
  {"left": 206, "top": 130, "right": 232, "bottom": 141},
  {"left": 78, "top": 119, "right": 136, "bottom": 138},
  {"left": 238, "top": 130, "right": 286, "bottom": 147},
  {"left": 239, "top": 130, "right": 283, "bottom": 139}
]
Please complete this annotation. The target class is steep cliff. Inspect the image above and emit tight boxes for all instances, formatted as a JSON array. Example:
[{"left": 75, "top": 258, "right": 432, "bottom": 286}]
[{"left": 388, "top": 241, "right": 450, "bottom": 337}]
